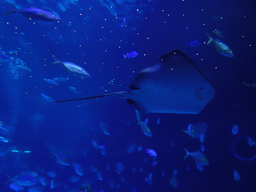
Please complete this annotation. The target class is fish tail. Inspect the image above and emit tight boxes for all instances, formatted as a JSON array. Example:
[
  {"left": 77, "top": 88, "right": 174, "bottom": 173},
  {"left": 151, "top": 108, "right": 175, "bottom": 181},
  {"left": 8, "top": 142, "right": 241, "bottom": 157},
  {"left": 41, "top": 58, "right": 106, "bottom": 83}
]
[
  {"left": 4, "top": 10, "right": 16, "bottom": 15},
  {"left": 183, "top": 147, "right": 190, "bottom": 160},
  {"left": 206, "top": 32, "right": 213, "bottom": 45},
  {"left": 123, "top": 54, "right": 126, "bottom": 59},
  {"left": 52, "top": 60, "right": 61, "bottom": 65}
]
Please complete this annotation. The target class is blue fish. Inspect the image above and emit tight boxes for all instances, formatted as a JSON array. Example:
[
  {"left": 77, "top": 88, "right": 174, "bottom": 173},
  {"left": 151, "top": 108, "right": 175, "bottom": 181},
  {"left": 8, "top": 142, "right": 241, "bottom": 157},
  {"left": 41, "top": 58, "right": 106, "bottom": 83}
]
[
  {"left": 5, "top": 7, "right": 60, "bottom": 21},
  {"left": 188, "top": 39, "right": 201, "bottom": 48},
  {"left": 123, "top": 51, "right": 139, "bottom": 59}
]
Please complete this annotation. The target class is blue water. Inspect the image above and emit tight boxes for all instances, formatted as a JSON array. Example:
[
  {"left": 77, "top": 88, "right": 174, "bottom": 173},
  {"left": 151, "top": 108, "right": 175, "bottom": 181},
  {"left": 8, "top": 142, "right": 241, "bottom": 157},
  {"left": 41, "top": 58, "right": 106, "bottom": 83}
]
[{"left": 0, "top": 0, "right": 256, "bottom": 191}]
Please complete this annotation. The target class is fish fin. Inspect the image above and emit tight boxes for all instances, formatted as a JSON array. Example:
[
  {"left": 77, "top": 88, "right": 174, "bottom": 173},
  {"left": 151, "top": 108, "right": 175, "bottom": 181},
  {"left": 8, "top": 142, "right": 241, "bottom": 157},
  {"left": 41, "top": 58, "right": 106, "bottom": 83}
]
[
  {"left": 199, "top": 134, "right": 205, "bottom": 143},
  {"left": 123, "top": 54, "right": 126, "bottom": 59},
  {"left": 4, "top": 10, "right": 16, "bottom": 15},
  {"left": 206, "top": 32, "right": 213, "bottom": 45},
  {"left": 183, "top": 147, "right": 190, "bottom": 160}
]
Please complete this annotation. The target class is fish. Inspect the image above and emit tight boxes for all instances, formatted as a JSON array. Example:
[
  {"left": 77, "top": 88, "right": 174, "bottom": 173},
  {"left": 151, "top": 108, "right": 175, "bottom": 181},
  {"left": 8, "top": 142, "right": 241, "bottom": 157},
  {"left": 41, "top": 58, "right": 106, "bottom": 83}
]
[
  {"left": 232, "top": 124, "right": 238, "bottom": 135},
  {"left": 233, "top": 169, "right": 240, "bottom": 181},
  {"left": 44, "top": 78, "right": 59, "bottom": 85},
  {"left": 53, "top": 77, "right": 69, "bottom": 82},
  {"left": 0, "top": 121, "right": 9, "bottom": 132},
  {"left": 138, "top": 121, "right": 152, "bottom": 137},
  {"left": 97, "top": 171, "right": 103, "bottom": 180},
  {"left": 41, "top": 93, "right": 54, "bottom": 103},
  {"left": 98, "top": 145, "right": 106, "bottom": 155},
  {"left": 100, "top": 123, "right": 111, "bottom": 135},
  {"left": 183, "top": 123, "right": 208, "bottom": 142},
  {"left": 188, "top": 39, "right": 201, "bottom": 48},
  {"left": 145, "top": 173, "right": 153, "bottom": 185},
  {"left": 127, "top": 142, "right": 137, "bottom": 154},
  {"left": 206, "top": 33, "right": 234, "bottom": 57},
  {"left": 169, "top": 175, "right": 179, "bottom": 188},
  {"left": 47, "top": 171, "right": 56, "bottom": 178},
  {"left": 0, "top": 136, "right": 8, "bottom": 143},
  {"left": 123, "top": 51, "right": 139, "bottom": 59},
  {"left": 53, "top": 50, "right": 215, "bottom": 115},
  {"left": 146, "top": 149, "right": 157, "bottom": 157},
  {"left": 184, "top": 147, "right": 209, "bottom": 171},
  {"left": 173, "top": 169, "right": 178, "bottom": 176},
  {"left": 73, "top": 163, "right": 83, "bottom": 176},
  {"left": 12, "top": 174, "right": 38, "bottom": 186},
  {"left": 54, "top": 153, "right": 70, "bottom": 166},
  {"left": 116, "top": 162, "right": 124, "bottom": 174},
  {"left": 52, "top": 60, "right": 90, "bottom": 78},
  {"left": 4, "top": 7, "right": 60, "bottom": 21}
]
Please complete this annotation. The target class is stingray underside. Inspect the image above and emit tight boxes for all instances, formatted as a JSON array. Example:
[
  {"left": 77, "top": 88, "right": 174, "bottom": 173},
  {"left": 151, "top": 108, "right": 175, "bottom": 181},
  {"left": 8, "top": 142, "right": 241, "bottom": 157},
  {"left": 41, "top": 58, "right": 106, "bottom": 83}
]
[{"left": 126, "top": 50, "right": 215, "bottom": 114}]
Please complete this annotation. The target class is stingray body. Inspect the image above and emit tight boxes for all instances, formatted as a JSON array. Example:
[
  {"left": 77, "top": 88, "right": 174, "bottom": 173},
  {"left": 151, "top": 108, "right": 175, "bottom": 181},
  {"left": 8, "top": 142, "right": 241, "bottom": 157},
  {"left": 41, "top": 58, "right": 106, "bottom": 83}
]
[{"left": 54, "top": 50, "right": 215, "bottom": 114}]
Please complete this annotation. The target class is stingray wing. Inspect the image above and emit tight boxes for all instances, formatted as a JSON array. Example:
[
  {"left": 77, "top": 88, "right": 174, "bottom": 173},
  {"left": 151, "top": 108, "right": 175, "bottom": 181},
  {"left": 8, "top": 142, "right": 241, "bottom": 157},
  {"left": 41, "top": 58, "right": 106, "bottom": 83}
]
[{"left": 126, "top": 50, "right": 215, "bottom": 114}]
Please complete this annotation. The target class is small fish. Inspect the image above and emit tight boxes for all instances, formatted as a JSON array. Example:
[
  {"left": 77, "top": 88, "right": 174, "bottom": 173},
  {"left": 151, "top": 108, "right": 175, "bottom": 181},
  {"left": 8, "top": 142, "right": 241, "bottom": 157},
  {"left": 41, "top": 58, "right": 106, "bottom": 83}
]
[
  {"left": 41, "top": 93, "right": 54, "bottom": 103},
  {"left": 97, "top": 171, "right": 103, "bottom": 181},
  {"left": 116, "top": 162, "right": 124, "bottom": 174},
  {"left": 233, "top": 169, "right": 240, "bottom": 181},
  {"left": 73, "top": 163, "right": 83, "bottom": 176},
  {"left": 157, "top": 118, "right": 160, "bottom": 124},
  {"left": 53, "top": 77, "right": 69, "bottom": 82},
  {"left": 242, "top": 82, "right": 256, "bottom": 88},
  {"left": 137, "top": 146, "right": 142, "bottom": 151},
  {"left": 100, "top": 123, "right": 111, "bottom": 135},
  {"left": 47, "top": 171, "right": 56, "bottom": 178},
  {"left": 248, "top": 137, "right": 256, "bottom": 147},
  {"left": 169, "top": 175, "right": 179, "bottom": 188},
  {"left": 173, "top": 169, "right": 178, "bottom": 176},
  {"left": 0, "top": 136, "right": 8, "bottom": 143},
  {"left": 206, "top": 32, "right": 234, "bottom": 57},
  {"left": 92, "top": 140, "right": 98, "bottom": 148},
  {"left": 201, "top": 144, "right": 205, "bottom": 152},
  {"left": 145, "top": 173, "right": 153, "bottom": 185},
  {"left": 54, "top": 153, "right": 70, "bottom": 166},
  {"left": 146, "top": 149, "right": 157, "bottom": 157},
  {"left": 232, "top": 124, "right": 238, "bottom": 135},
  {"left": 39, "top": 177, "right": 47, "bottom": 185},
  {"left": 138, "top": 121, "right": 152, "bottom": 137},
  {"left": 183, "top": 123, "right": 207, "bottom": 143},
  {"left": 12, "top": 174, "right": 39, "bottom": 186},
  {"left": 0, "top": 121, "right": 9, "bottom": 132},
  {"left": 98, "top": 145, "right": 106, "bottom": 155},
  {"left": 188, "top": 39, "right": 201, "bottom": 48},
  {"left": 52, "top": 60, "right": 90, "bottom": 78},
  {"left": 44, "top": 78, "right": 59, "bottom": 85},
  {"left": 127, "top": 142, "right": 137, "bottom": 154},
  {"left": 5, "top": 7, "right": 60, "bottom": 21},
  {"left": 68, "top": 86, "right": 84, "bottom": 94},
  {"left": 123, "top": 51, "right": 139, "bottom": 59},
  {"left": 184, "top": 147, "right": 209, "bottom": 171},
  {"left": 50, "top": 179, "right": 57, "bottom": 189},
  {"left": 144, "top": 118, "right": 149, "bottom": 124}
]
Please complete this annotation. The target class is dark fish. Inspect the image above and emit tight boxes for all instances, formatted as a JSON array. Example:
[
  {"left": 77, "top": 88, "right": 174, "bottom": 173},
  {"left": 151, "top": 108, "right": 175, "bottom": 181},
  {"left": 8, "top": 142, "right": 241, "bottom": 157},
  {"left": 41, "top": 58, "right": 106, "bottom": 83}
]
[
  {"left": 188, "top": 39, "right": 201, "bottom": 48},
  {"left": 4, "top": 7, "right": 60, "bottom": 21}
]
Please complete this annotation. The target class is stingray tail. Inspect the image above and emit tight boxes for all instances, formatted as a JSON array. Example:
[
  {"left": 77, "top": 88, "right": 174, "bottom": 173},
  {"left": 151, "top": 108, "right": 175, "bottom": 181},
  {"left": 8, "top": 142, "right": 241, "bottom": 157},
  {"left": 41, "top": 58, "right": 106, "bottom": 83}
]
[
  {"left": 53, "top": 91, "right": 128, "bottom": 103},
  {"left": 206, "top": 32, "right": 213, "bottom": 45},
  {"left": 4, "top": 10, "right": 16, "bottom": 15}
]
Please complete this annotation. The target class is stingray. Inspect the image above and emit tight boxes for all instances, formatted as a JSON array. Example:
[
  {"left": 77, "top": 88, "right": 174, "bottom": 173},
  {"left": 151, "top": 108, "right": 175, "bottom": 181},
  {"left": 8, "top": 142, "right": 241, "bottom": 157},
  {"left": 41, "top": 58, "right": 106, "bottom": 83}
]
[{"left": 53, "top": 50, "right": 215, "bottom": 114}]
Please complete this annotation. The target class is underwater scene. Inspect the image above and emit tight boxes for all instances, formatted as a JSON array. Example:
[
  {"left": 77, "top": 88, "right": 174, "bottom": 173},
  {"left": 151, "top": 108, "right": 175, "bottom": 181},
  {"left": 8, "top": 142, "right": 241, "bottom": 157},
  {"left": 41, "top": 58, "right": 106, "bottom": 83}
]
[{"left": 0, "top": 0, "right": 255, "bottom": 191}]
